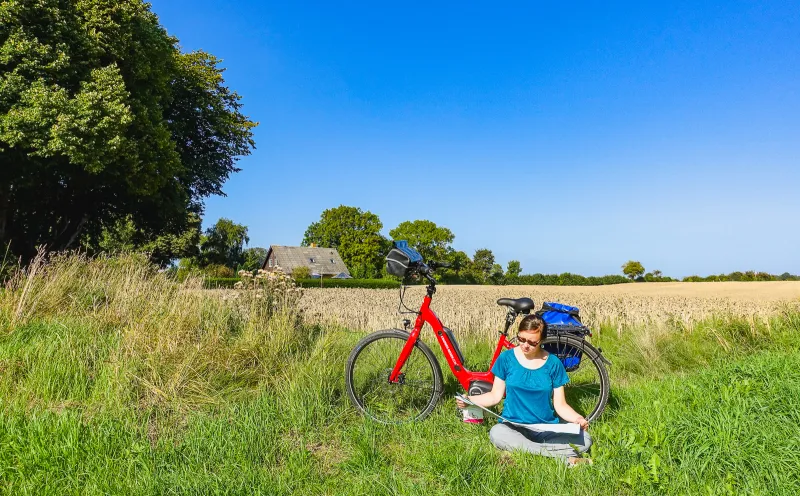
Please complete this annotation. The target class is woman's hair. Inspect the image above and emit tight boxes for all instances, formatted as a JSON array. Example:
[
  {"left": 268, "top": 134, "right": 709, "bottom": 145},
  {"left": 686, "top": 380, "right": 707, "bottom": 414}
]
[{"left": 518, "top": 314, "right": 547, "bottom": 339}]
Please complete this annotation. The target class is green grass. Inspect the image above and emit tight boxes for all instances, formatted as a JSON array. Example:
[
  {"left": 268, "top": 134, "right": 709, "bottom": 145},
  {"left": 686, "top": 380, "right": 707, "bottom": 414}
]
[{"left": 1, "top": 254, "right": 799, "bottom": 494}]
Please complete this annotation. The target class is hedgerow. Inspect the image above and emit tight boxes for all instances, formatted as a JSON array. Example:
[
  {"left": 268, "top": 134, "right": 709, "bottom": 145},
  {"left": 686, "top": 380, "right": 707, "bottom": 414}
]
[{"left": 295, "top": 278, "right": 402, "bottom": 289}]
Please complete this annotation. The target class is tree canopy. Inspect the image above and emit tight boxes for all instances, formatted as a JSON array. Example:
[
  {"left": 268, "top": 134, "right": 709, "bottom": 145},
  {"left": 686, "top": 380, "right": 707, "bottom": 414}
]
[
  {"left": 622, "top": 260, "right": 646, "bottom": 280},
  {"left": 95, "top": 213, "right": 201, "bottom": 267},
  {"left": 241, "top": 247, "right": 268, "bottom": 272},
  {"left": 471, "top": 248, "right": 495, "bottom": 283},
  {"left": 388, "top": 220, "right": 454, "bottom": 263},
  {"left": 302, "top": 205, "right": 388, "bottom": 278},
  {"left": 506, "top": 260, "right": 522, "bottom": 280},
  {"left": 200, "top": 218, "right": 249, "bottom": 269},
  {"left": 0, "top": 0, "right": 256, "bottom": 262}
]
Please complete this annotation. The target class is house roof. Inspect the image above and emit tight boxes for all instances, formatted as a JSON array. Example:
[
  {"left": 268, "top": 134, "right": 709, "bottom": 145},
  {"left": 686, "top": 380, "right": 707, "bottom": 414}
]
[{"left": 264, "top": 245, "right": 351, "bottom": 276}]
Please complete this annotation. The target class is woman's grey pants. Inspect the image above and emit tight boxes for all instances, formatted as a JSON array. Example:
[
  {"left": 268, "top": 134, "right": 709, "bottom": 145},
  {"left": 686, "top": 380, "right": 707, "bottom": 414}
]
[{"left": 489, "top": 423, "right": 592, "bottom": 463}]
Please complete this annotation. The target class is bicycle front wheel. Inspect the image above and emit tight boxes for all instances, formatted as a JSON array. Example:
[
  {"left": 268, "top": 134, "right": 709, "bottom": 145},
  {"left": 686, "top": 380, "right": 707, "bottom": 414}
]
[
  {"left": 345, "top": 329, "right": 443, "bottom": 424},
  {"left": 541, "top": 334, "right": 610, "bottom": 422}
]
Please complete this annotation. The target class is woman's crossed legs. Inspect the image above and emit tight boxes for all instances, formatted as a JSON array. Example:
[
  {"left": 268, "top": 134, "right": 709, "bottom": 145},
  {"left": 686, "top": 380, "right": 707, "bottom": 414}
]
[{"left": 489, "top": 423, "right": 592, "bottom": 465}]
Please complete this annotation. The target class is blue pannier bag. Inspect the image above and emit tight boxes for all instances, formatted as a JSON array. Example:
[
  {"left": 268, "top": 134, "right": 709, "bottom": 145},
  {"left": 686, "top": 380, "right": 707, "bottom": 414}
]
[
  {"left": 539, "top": 302, "right": 582, "bottom": 327},
  {"left": 539, "top": 302, "right": 584, "bottom": 371}
]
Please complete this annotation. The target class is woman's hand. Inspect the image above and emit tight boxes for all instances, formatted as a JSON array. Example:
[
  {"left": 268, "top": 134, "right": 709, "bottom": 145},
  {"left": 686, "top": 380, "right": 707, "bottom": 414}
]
[
  {"left": 456, "top": 397, "right": 468, "bottom": 409},
  {"left": 574, "top": 416, "right": 589, "bottom": 430},
  {"left": 553, "top": 386, "right": 589, "bottom": 430}
]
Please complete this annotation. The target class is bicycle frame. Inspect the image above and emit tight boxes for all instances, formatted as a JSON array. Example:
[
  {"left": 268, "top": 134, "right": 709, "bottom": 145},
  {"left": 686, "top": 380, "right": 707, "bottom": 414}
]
[{"left": 389, "top": 294, "right": 514, "bottom": 390}]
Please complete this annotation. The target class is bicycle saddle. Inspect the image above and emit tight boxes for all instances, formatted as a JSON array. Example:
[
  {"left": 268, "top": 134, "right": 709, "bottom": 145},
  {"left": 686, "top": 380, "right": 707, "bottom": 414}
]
[{"left": 496, "top": 297, "right": 535, "bottom": 314}]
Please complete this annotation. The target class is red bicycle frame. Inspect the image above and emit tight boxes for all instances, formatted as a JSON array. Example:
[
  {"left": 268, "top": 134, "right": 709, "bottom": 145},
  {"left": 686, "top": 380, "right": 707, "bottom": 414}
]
[{"left": 388, "top": 294, "right": 514, "bottom": 390}]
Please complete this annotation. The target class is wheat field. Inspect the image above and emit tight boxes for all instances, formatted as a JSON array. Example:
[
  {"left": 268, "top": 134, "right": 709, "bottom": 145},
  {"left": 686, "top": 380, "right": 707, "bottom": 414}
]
[{"left": 299, "top": 282, "right": 800, "bottom": 337}]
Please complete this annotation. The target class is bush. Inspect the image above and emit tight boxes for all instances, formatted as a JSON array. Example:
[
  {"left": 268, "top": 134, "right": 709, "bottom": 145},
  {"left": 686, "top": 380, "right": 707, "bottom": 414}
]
[
  {"left": 204, "top": 264, "right": 235, "bottom": 278},
  {"left": 295, "top": 278, "right": 401, "bottom": 289},
  {"left": 291, "top": 266, "right": 311, "bottom": 280},
  {"left": 204, "top": 277, "right": 241, "bottom": 289}
]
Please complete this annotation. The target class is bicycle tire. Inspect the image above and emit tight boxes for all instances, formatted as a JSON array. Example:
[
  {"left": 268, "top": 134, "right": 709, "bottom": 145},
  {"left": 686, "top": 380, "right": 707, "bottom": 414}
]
[
  {"left": 540, "top": 334, "right": 610, "bottom": 422},
  {"left": 345, "top": 329, "right": 444, "bottom": 424}
]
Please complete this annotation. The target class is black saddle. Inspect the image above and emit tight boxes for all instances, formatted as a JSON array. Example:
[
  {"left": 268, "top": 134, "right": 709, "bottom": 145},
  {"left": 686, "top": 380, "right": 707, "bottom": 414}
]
[{"left": 496, "top": 297, "right": 535, "bottom": 314}]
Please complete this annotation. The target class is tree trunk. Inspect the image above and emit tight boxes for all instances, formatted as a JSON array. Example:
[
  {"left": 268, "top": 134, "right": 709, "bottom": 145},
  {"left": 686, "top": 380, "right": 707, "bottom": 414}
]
[{"left": 63, "top": 215, "right": 88, "bottom": 250}]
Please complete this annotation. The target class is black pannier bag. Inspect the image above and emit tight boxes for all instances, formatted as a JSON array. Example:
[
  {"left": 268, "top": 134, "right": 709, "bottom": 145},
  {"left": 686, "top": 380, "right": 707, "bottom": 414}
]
[{"left": 386, "top": 240, "right": 423, "bottom": 278}]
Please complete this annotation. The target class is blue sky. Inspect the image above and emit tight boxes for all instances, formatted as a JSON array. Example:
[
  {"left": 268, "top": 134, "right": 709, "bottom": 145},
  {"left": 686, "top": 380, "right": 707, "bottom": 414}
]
[{"left": 149, "top": 1, "right": 799, "bottom": 278}]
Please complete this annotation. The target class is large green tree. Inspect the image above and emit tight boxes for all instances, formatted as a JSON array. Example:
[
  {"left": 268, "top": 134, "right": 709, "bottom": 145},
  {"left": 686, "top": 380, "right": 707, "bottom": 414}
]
[
  {"left": 446, "top": 249, "right": 472, "bottom": 276},
  {"left": 471, "top": 248, "right": 495, "bottom": 284},
  {"left": 241, "top": 247, "right": 268, "bottom": 272},
  {"left": 489, "top": 263, "right": 505, "bottom": 285},
  {"left": 506, "top": 260, "right": 522, "bottom": 281},
  {"left": 302, "top": 205, "right": 388, "bottom": 278},
  {"left": 95, "top": 212, "right": 201, "bottom": 267},
  {"left": 200, "top": 218, "right": 249, "bottom": 269},
  {"left": 621, "top": 260, "right": 645, "bottom": 280},
  {"left": 388, "top": 220, "right": 454, "bottom": 263},
  {"left": 0, "top": 0, "right": 256, "bottom": 262}
]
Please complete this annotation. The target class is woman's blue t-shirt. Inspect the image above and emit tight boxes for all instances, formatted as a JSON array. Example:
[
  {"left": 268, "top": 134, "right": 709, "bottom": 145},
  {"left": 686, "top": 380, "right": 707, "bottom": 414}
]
[{"left": 490, "top": 349, "right": 570, "bottom": 424}]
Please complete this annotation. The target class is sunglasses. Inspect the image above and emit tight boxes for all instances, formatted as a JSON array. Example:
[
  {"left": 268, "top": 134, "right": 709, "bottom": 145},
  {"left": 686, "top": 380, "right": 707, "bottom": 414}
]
[{"left": 516, "top": 336, "right": 541, "bottom": 347}]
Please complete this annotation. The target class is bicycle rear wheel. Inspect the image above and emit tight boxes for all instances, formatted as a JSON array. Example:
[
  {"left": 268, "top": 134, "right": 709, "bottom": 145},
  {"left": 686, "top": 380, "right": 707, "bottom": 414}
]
[
  {"left": 540, "top": 334, "right": 610, "bottom": 422},
  {"left": 345, "top": 329, "right": 443, "bottom": 424}
]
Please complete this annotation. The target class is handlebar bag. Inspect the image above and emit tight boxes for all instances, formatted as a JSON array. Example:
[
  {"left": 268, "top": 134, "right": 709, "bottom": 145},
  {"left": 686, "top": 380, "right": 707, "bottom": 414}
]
[{"left": 386, "top": 241, "right": 423, "bottom": 277}]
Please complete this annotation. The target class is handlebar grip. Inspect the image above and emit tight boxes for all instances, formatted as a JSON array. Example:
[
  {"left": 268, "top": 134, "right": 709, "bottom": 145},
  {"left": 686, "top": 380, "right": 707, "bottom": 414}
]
[{"left": 429, "top": 261, "right": 451, "bottom": 269}]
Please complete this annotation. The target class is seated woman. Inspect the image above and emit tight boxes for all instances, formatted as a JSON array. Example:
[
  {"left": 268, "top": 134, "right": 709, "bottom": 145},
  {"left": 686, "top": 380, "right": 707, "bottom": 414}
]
[{"left": 456, "top": 314, "right": 592, "bottom": 466}]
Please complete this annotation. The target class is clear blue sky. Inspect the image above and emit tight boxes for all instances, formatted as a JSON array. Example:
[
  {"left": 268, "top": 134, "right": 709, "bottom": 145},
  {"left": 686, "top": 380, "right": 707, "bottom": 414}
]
[{"left": 149, "top": 1, "right": 799, "bottom": 278}]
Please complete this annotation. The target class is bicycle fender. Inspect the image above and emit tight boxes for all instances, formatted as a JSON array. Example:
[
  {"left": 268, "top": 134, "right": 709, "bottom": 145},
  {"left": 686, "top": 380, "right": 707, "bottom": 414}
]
[{"left": 581, "top": 340, "right": 612, "bottom": 366}]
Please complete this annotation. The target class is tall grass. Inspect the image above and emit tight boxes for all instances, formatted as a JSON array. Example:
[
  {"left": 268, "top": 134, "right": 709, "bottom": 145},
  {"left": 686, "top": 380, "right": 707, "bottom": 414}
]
[
  {"left": 1, "top": 253, "right": 799, "bottom": 494},
  {"left": 0, "top": 251, "right": 306, "bottom": 414}
]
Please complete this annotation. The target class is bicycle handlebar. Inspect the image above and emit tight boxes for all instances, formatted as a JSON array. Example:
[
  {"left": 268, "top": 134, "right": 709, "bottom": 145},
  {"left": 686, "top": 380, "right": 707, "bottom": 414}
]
[
  {"left": 406, "top": 260, "right": 450, "bottom": 289},
  {"left": 428, "top": 261, "right": 451, "bottom": 269},
  {"left": 410, "top": 262, "right": 438, "bottom": 287}
]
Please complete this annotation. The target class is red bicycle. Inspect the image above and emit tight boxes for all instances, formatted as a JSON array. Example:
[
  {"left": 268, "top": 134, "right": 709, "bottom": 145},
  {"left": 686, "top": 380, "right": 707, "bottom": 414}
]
[{"left": 345, "top": 242, "right": 611, "bottom": 424}]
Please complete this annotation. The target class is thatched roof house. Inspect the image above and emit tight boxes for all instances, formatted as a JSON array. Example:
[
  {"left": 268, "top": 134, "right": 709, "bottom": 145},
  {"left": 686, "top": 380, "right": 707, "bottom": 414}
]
[{"left": 262, "top": 245, "right": 351, "bottom": 278}]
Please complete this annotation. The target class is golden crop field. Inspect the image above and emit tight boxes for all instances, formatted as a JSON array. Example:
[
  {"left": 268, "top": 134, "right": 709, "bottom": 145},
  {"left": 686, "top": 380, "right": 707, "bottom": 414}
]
[{"left": 299, "top": 282, "right": 800, "bottom": 337}]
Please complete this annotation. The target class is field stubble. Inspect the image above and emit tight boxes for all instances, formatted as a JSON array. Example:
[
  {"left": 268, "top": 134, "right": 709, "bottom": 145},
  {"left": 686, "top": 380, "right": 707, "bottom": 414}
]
[{"left": 299, "top": 282, "right": 800, "bottom": 336}]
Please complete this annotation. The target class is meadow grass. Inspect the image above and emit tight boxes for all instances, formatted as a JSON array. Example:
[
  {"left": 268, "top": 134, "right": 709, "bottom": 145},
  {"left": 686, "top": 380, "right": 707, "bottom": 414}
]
[{"left": 1, "top": 254, "right": 799, "bottom": 495}]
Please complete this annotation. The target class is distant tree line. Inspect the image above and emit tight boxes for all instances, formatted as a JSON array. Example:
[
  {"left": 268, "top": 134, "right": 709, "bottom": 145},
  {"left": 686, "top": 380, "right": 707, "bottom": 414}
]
[
  {"left": 179, "top": 209, "right": 800, "bottom": 287},
  {"left": 682, "top": 271, "right": 800, "bottom": 282},
  {"left": 299, "top": 205, "right": 666, "bottom": 285}
]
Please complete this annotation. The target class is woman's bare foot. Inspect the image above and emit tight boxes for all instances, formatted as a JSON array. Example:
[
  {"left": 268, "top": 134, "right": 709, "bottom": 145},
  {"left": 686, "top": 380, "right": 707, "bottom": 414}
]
[{"left": 567, "top": 457, "right": 593, "bottom": 466}]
